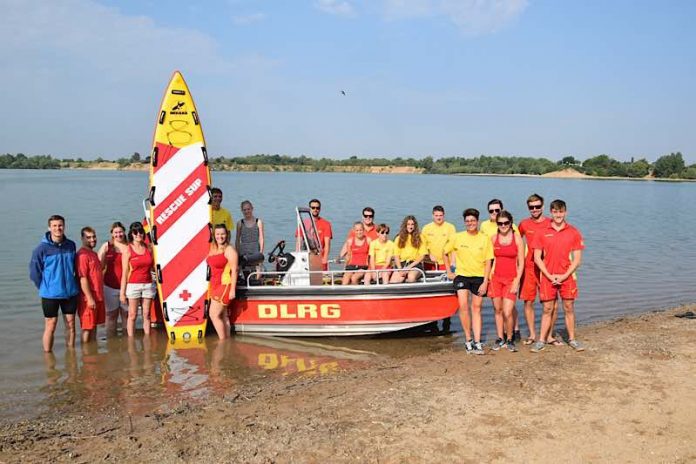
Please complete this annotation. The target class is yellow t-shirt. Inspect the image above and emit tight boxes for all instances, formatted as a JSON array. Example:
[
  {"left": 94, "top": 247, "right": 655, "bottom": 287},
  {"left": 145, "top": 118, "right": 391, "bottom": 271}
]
[
  {"left": 421, "top": 221, "right": 456, "bottom": 264},
  {"left": 444, "top": 231, "right": 494, "bottom": 277},
  {"left": 393, "top": 234, "right": 428, "bottom": 263},
  {"left": 480, "top": 219, "right": 518, "bottom": 237},
  {"left": 211, "top": 207, "right": 234, "bottom": 231},
  {"left": 368, "top": 239, "right": 395, "bottom": 267}
]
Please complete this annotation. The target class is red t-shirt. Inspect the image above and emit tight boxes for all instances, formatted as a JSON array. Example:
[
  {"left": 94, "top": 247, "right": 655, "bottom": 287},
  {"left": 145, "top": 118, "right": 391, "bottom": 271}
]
[
  {"left": 76, "top": 248, "right": 104, "bottom": 302},
  {"left": 519, "top": 216, "right": 551, "bottom": 266},
  {"left": 531, "top": 222, "right": 584, "bottom": 274}
]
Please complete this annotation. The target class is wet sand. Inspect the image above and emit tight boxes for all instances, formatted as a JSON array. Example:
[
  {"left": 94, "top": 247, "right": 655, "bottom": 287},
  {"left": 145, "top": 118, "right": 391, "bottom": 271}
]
[{"left": 2, "top": 306, "right": 695, "bottom": 463}]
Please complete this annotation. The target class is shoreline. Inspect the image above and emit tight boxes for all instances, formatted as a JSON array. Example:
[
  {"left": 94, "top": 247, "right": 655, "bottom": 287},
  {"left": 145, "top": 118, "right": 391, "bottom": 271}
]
[
  {"left": 2, "top": 305, "right": 695, "bottom": 462},
  {"left": 4, "top": 164, "right": 695, "bottom": 181}
]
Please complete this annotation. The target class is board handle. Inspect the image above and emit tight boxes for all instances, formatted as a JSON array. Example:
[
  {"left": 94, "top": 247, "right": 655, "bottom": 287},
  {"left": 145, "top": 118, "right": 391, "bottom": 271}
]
[
  {"left": 151, "top": 146, "right": 159, "bottom": 168},
  {"left": 148, "top": 186, "right": 156, "bottom": 207},
  {"left": 201, "top": 146, "right": 208, "bottom": 166}
]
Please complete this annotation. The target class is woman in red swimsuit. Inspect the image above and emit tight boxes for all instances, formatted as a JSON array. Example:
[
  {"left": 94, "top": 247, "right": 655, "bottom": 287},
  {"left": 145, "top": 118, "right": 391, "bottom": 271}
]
[
  {"left": 119, "top": 222, "right": 155, "bottom": 337},
  {"left": 339, "top": 222, "right": 371, "bottom": 285},
  {"left": 489, "top": 210, "right": 525, "bottom": 352},
  {"left": 207, "top": 224, "right": 238, "bottom": 339}
]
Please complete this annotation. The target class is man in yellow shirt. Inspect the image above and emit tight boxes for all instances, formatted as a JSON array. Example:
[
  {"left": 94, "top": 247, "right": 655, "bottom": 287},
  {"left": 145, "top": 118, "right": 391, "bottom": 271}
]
[
  {"left": 421, "top": 205, "right": 456, "bottom": 271},
  {"left": 211, "top": 187, "right": 234, "bottom": 232},
  {"left": 444, "top": 208, "right": 493, "bottom": 355},
  {"left": 480, "top": 199, "right": 518, "bottom": 237}
]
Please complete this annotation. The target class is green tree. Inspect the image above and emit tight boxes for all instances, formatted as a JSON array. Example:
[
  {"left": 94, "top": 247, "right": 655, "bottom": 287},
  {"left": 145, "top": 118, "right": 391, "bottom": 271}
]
[
  {"left": 131, "top": 152, "right": 141, "bottom": 162},
  {"left": 653, "top": 152, "right": 685, "bottom": 178}
]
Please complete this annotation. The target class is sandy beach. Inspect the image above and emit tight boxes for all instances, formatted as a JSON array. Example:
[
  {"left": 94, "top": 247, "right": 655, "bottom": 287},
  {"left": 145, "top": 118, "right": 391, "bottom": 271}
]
[{"left": 1, "top": 306, "right": 694, "bottom": 463}]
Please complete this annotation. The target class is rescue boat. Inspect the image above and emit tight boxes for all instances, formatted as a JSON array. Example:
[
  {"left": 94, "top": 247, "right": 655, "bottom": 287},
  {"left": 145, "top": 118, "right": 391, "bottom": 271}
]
[{"left": 228, "top": 207, "right": 458, "bottom": 336}]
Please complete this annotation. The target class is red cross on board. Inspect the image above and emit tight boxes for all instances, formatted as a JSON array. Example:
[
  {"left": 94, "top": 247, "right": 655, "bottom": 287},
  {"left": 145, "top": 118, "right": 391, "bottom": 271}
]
[{"left": 179, "top": 289, "right": 192, "bottom": 301}]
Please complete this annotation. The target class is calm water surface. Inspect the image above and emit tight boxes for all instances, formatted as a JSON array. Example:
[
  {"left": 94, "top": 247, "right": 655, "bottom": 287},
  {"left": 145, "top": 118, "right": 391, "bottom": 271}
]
[{"left": 1, "top": 170, "right": 695, "bottom": 421}]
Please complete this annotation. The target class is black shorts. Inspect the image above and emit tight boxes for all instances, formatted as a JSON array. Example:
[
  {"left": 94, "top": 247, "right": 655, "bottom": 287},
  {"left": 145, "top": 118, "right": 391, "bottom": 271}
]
[
  {"left": 42, "top": 297, "right": 78, "bottom": 318},
  {"left": 401, "top": 261, "right": 425, "bottom": 271},
  {"left": 453, "top": 276, "right": 486, "bottom": 295},
  {"left": 345, "top": 265, "right": 368, "bottom": 271}
]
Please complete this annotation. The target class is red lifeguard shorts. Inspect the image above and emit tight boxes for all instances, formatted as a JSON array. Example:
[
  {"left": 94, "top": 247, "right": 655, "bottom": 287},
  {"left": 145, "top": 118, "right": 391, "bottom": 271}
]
[
  {"left": 539, "top": 275, "right": 578, "bottom": 301},
  {"left": 519, "top": 265, "right": 540, "bottom": 301},
  {"left": 489, "top": 277, "right": 518, "bottom": 302},
  {"left": 211, "top": 283, "right": 232, "bottom": 305},
  {"left": 78, "top": 299, "right": 105, "bottom": 330}
]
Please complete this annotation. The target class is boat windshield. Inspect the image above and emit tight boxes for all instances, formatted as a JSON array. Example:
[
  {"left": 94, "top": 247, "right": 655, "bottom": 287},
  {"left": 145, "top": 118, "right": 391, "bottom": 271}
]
[{"left": 296, "top": 207, "right": 321, "bottom": 253}]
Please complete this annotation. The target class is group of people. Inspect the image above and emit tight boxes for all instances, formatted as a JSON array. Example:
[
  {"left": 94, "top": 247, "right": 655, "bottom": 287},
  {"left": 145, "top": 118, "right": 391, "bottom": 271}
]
[
  {"left": 30, "top": 186, "right": 584, "bottom": 355},
  {"left": 29, "top": 188, "right": 264, "bottom": 351},
  {"left": 309, "top": 194, "right": 585, "bottom": 354}
]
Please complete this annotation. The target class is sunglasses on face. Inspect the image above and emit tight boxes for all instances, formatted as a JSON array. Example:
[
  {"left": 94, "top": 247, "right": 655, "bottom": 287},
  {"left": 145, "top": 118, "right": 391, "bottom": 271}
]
[
  {"left": 489, "top": 208, "right": 501, "bottom": 214},
  {"left": 310, "top": 206, "right": 321, "bottom": 210},
  {"left": 379, "top": 231, "right": 389, "bottom": 235},
  {"left": 497, "top": 221, "right": 511, "bottom": 227},
  {"left": 528, "top": 204, "right": 543, "bottom": 210},
  {"left": 363, "top": 214, "right": 373, "bottom": 218},
  {"left": 132, "top": 230, "right": 144, "bottom": 235}
]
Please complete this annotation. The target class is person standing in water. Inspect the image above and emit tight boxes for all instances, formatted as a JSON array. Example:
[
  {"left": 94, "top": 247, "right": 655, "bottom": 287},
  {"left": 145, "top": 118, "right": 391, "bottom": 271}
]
[
  {"left": 76, "top": 227, "right": 105, "bottom": 344},
  {"left": 30, "top": 215, "right": 80, "bottom": 352},
  {"left": 119, "top": 222, "right": 155, "bottom": 337},
  {"left": 97, "top": 222, "right": 128, "bottom": 335},
  {"left": 207, "top": 224, "right": 238, "bottom": 339}
]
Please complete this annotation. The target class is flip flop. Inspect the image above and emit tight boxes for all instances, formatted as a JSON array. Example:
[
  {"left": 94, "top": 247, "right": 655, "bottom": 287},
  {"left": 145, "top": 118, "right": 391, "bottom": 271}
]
[
  {"left": 547, "top": 339, "right": 565, "bottom": 346},
  {"left": 675, "top": 311, "right": 695, "bottom": 319},
  {"left": 523, "top": 338, "right": 535, "bottom": 345}
]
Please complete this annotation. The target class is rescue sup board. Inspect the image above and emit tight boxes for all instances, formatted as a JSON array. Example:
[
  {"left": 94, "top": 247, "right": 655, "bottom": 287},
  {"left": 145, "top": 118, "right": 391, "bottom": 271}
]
[{"left": 146, "top": 71, "right": 211, "bottom": 343}]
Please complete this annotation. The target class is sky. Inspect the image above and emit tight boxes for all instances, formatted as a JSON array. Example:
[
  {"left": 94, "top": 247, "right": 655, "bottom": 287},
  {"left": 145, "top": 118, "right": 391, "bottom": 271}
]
[{"left": 1, "top": 0, "right": 695, "bottom": 162}]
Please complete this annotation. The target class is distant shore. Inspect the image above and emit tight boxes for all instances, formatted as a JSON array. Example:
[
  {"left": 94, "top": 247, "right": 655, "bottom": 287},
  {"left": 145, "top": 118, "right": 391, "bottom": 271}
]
[
  {"left": 56, "top": 163, "right": 696, "bottom": 181},
  {"left": 2, "top": 305, "right": 695, "bottom": 462}
]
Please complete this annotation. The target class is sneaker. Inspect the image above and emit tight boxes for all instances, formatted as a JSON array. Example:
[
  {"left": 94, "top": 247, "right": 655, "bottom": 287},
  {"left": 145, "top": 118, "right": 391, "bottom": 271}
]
[
  {"left": 464, "top": 339, "right": 474, "bottom": 354},
  {"left": 473, "top": 342, "right": 485, "bottom": 355},
  {"left": 506, "top": 340, "right": 518, "bottom": 352},
  {"left": 530, "top": 341, "right": 546, "bottom": 353},
  {"left": 491, "top": 338, "right": 506, "bottom": 351},
  {"left": 568, "top": 339, "right": 585, "bottom": 352},
  {"left": 513, "top": 330, "right": 521, "bottom": 342}
]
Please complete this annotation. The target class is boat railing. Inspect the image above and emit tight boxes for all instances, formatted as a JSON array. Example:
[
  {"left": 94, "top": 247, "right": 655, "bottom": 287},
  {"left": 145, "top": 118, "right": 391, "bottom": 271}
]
[{"left": 245, "top": 267, "right": 447, "bottom": 287}]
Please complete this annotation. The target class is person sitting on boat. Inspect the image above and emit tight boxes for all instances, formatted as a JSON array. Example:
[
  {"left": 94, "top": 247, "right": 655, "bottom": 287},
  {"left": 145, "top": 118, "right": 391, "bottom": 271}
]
[
  {"left": 235, "top": 200, "right": 264, "bottom": 277},
  {"left": 207, "top": 224, "right": 238, "bottom": 340},
  {"left": 339, "top": 222, "right": 371, "bottom": 285},
  {"left": 211, "top": 187, "right": 234, "bottom": 233},
  {"left": 346, "top": 207, "right": 379, "bottom": 241},
  {"left": 390, "top": 215, "right": 427, "bottom": 283},
  {"left": 119, "top": 222, "right": 155, "bottom": 337},
  {"left": 365, "top": 223, "right": 395, "bottom": 285},
  {"left": 295, "top": 199, "right": 333, "bottom": 271}
]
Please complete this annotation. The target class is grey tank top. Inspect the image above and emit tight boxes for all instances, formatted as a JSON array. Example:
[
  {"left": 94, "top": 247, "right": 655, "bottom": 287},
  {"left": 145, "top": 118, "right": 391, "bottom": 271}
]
[{"left": 238, "top": 218, "right": 260, "bottom": 256}]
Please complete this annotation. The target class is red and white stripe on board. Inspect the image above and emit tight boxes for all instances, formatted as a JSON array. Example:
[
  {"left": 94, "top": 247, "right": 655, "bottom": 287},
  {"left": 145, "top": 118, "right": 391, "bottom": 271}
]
[{"left": 151, "top": 141, "right": 210, "bottom": 327}]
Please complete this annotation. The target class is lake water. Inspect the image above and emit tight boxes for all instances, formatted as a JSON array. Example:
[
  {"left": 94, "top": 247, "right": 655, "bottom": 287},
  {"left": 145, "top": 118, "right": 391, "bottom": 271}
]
[{"left": 1, "top": 169, "right": 695, "bottom": 421}]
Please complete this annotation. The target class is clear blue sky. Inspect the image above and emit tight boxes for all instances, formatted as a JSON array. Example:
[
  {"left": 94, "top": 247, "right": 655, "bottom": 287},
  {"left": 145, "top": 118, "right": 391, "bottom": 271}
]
[{"left": 2, "top": 0, "right": 695, "bottom": 162}]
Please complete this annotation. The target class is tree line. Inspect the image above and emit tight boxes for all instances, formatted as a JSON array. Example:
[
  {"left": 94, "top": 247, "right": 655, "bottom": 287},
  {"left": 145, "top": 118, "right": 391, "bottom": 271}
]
[{"left": 2, "top": 151, "right": 695, "bottom": 179}]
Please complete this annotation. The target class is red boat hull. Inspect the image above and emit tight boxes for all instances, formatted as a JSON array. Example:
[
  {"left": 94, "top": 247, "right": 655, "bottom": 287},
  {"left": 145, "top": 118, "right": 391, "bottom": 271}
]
[{"left": 229, "top": 283, "right": 458, "bottom": 336}]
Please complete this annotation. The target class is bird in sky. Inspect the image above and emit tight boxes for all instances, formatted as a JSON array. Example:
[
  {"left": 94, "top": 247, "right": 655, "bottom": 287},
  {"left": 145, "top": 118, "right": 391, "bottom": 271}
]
[{"left": 340, "top": 90, "right": 346, "bottom": 96}]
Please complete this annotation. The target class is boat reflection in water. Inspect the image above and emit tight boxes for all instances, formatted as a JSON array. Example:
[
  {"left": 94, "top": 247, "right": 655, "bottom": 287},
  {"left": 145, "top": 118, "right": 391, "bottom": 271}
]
[{"left": 30, "top": 332, "right": 376, "bottom": 419}]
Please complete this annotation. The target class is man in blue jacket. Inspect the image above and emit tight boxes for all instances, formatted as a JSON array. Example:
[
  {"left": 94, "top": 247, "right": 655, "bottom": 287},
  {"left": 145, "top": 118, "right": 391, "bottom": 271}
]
[{"left": 29, "top": 215, "right": 79, "bottom": 352}]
